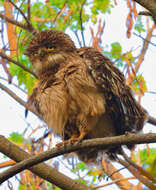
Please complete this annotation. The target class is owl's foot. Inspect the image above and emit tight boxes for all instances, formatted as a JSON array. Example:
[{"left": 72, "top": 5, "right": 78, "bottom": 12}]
[
  {"left": 56, "top": 131, "right": 86, "bottom": 147},
  {"left": 68, "top": 131, "right": 86, "bottom": 143}
]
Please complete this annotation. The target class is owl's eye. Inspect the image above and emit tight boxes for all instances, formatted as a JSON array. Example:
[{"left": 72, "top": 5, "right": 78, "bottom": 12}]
[
  {"left": 45, "top": 44, "right": 55, "bottom": 51},
  {"left": 34, "top": 52, "right": 38, "bottom": 56}
]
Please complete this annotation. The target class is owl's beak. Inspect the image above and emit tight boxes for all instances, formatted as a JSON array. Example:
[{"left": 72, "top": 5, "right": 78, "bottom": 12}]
[{"left": 38, "top": 49, "right": 44, "bottom": 57}]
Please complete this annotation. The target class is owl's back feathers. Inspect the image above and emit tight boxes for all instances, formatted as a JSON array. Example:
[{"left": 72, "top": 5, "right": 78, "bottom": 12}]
[{"left": 78, "top": 47, "right": 147, "bottom": 135}]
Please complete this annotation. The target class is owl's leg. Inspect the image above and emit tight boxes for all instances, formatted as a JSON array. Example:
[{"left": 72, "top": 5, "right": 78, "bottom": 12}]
[
  {"left": 56, "top": 134, "right": 79, "bottom": 147},
  {"left": 70, "top": 114, "right": 97, "bottom": 142},
  {"left": 57, "top": 132, "right": 86, "bottom": 147},
  {"left": 56, "top": 120, "right": 87, "bottom": 147},
  {"left": 57, "top": 114, "right": 97, "bottom": 146},
  {"left": 68, "top": 132, "right": 86, "bottom": 143},
  {"left": 68, "top": 130, "right": 86, "bottom": 143}
]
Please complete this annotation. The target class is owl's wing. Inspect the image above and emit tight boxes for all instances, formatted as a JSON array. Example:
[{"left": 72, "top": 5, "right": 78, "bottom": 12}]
[{"left": 77, "top": 47, "right": 147, "bottom": 136}]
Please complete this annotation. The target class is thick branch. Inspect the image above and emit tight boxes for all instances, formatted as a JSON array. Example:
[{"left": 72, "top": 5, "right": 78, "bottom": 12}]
[
  {"left": 0, "top": 52, "right": 38, "bottom": 78},
  {"left": 0, "top": 136, "right": 91, "bottom": 190},
  {"left": 0, "top": 133, "right": 156, "bottom": 184},
  {"left": 148, "top": 115, "right": 156, "bottom": 126},
  {"left": 134, "top": 0, "right": 156, "bottom": 23}
]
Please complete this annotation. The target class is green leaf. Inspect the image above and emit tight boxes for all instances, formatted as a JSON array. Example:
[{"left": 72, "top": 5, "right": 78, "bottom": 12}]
[
  {"left": 111, "top": 42, "right": 122, "bottom": 57},
  {"left": 135, "top": 16, "right": 145, "bottom": 33},
  {"left": 77, "top": 161, "right": 86, "bottom": 171},
  {"left": 140, "top": 148, "right": 156, "bottom": 177},
  {"left": 8, "top": 132, "right": 24, "bottom": 143}
]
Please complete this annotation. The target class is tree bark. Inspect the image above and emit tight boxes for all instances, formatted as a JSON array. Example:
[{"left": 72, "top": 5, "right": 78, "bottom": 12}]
[
  {"left": 134, "top": 0, "right": 156, "bottom": 22},
  {"left": 0, "top": 136, "right": 92, "bottom": 190},
  {"left": 0, "top": 133, "right": 156, "bottom": 185}
]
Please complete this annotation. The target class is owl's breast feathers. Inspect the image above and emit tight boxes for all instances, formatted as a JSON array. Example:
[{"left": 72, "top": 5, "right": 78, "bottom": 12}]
[{"left": 30, "top": 52, "right": 116, "bottom": 139}]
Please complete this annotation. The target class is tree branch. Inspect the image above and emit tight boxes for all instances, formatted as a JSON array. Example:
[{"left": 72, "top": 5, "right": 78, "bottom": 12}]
[
  {"left": 93, "top": 177, "right": 136, "bottom": 189},
  {"left": 0, "top": 82, "right": 40, "bottom": 118},
  {"left": 0, "top": 133, "right": 156, "bottom": 184},
  {"left": 27, "top": 0, "right": 31, "bottom": 22},
  {"left": 133, "top": 32, "right": 156, "bottom": 47},
  {"left": 101, "top": 157, "right": 137, "bottom": 190},
  {"left": 0, "top": 12, "right": 36, "bottom": 33},
  {"left": 79, "top": 0, "right": 86, "bottom": 47},
  {"left": 0, "top": 136, "right": 91, "bottom": 190},
  {"left": 135, "top": 24, "right": 156, "bottom": 73},
  {"left": 0, "top": 51, "right": 38, "bottom": 78},
  {"left": 122, "top": 152, "right": 156, "bottom": 184},
  {"left": 134, "top": 0, "right": 156, "bottom": 23},
  {"left": 73, "top": 30, "right": 82, "bottom": 47},
  {"left": 0, "top": 76, "right": 27, "bottom": 94},
  {"left": 127, "top": 23, "right": 155, "bottom": 85},
  {"left": 8, "top": 0, "right": 31, "bottom": 26},
  {"left": 148, "top": 115, "right": 156, "bottom": 126},
  {"left": 118, "top": 158, "right": 156, "bottom": 190}
]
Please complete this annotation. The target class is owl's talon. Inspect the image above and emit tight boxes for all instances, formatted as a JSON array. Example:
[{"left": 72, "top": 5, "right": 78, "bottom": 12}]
[
  {"left": 56, "top": 132, "right": 86, "bottom": 147},
  {"left": 69, "top": 131, "right": 86, "bottom": 143},
  {"left": 56, "top": 142, "right": 65, "bottom": 147}
]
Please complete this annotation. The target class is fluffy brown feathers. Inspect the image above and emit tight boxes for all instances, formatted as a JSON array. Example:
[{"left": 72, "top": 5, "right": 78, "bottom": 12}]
[{"left": 26, "top": 30, "right": 147, "bottom": 163}]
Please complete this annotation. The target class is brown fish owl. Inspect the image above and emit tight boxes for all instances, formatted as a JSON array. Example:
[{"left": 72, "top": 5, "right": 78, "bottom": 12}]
[{"left": 26, "top": 30, "right": 147, "bottom": 163}]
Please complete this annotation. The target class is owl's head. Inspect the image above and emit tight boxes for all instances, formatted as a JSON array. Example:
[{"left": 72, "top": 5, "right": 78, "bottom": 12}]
[
  {"left": 25, "top": 30, "right": 76, "bottom": 75},
  {"left": 26, "top": 30, "right": 76, "bottom": 56}
]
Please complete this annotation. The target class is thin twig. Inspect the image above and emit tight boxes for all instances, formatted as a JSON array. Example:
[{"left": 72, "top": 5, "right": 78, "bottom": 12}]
[
  {"left": 0, "top": 76, "right": 27, "bottom": 94},
  {"left": 0, "top": 82, "right": 40, "bottom": 118},
  {"left": 93, "top": 177, "right": 136, "bottom": 189},
  {"left": 135, "top": 24, "right": 156, "bottom": 74},
  {"left": 0, "top": 12, "right": 36, "bottom": 33},
  {"left": 0, "top": 160, "right": 16, "bottom": 169},
  {"left": 53, "top": 1, "right": 67, "bottom": 24},
  {"left": 133, "top": 32, "right": 156, "bottom": 46},
  {"left": 101, "top": 157, "right": 137, "bottom": 190},
  {"left": 0, "top": 20, "right": 6, "bottom": 48},
  {"left": 1, "top": 133, "right": 156, "bottom": 183},
  {"left": 118, "top": 158, "right": 156, "bottom": 190},
  {"left": 8, "top": 0, "right": 30, "bottom": 26},
  {"left": 122, "top": 151, "right": 156, "bottom": 184},
  {"left": 27, "top": 0, "right": 31, "bottom": 22},
  {"left": 0, "top": 54, "right": 12, "bottom": 83},
  {"left": 127, "top": 23, "right": 156, "bottom": 85},
  {"left": 0, "top": 51, "right": 38, "bottom": 78},
  {"left": 80, "top": 0, "right": 86, "bottom": 47},
  {"left": 73, "top": 30, "right": 82, "bottom": 47}
]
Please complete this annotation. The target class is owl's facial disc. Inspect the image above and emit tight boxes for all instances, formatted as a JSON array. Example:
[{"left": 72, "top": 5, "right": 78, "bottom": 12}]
[{"left": 33, "top": 46, "right": 56, "bottom": 59}]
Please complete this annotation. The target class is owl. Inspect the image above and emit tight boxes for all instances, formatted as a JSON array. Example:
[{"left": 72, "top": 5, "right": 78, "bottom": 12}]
[{"left": 25, "top": 30, "right": 147, "bottom": 163}]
